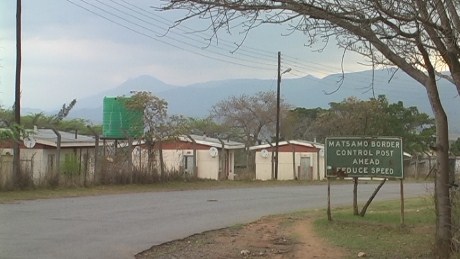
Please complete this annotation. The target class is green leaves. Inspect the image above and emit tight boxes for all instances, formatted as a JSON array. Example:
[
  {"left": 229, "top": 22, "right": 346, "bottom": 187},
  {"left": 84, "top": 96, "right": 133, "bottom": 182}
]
[
  {"left": 285, "top": 95, "right": 434, "bottom": 153},
  {"left": 451, "top": 138, "right": 460, "bottom": 156}
]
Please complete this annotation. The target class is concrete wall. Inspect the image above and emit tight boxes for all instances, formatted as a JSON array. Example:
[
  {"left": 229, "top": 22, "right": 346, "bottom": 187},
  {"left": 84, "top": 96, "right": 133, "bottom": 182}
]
[
  {"left": 0, "top": 153, "right": 13, "bottom": 188},
  {"left": 134, "top": 147, "right": 235, "bottom": 180},
  {"left": 255, "top": 149, "right": 325, "bottom": 181},
  {"left": 254, "top": 151, "right": 273, "bottom": 180},
  {"left": 0, "top": 147, "right": 95, "bottom": 187}
]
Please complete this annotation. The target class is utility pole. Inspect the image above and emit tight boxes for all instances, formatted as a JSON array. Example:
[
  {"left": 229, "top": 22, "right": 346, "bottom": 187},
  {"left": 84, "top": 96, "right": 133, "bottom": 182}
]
[
  {"left": 275, "top": 52, "right": 291, "bottom": 180},
  {"left": 13, "top": 0, "right": 22, "bottom": 185},
  {"left": 275, "top": 52, "right": 281, "bottom": 180}
]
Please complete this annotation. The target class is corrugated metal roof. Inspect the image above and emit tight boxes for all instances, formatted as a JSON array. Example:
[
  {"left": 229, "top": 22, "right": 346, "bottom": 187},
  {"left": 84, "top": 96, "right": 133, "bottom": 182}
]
[
  {"left": 20, "top": 130, "right": 244, "bottom": 149},
  {"left": 179, "top": 134, "right": 245, "bottom": 150},
  {"left": 29, "top": 129, "right": 96, "bottom": 147},
  {"left": 249, "top": 140, "right": 324, "bottom": 150}
]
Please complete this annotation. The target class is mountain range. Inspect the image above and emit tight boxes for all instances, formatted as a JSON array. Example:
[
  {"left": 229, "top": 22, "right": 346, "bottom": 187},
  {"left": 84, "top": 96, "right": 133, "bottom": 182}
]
[{"left": 28, "top": 69, "right": 460, "bottom": 139}]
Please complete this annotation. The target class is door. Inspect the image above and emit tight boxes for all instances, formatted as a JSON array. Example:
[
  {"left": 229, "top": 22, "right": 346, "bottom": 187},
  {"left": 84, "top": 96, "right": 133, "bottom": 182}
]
[
  {"left": 47, "top": 154, "right": 55, "bottom": 174},
  {"left": 299, "top": 157, "right": 313, "bottom": 180},
  {"left": 184, "top": 155, "right": 194, "bottom": 175}
]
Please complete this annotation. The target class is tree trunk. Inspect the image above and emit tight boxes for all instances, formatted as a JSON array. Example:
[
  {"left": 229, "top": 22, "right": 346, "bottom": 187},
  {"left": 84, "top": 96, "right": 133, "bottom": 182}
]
[
  {"left": 147, "top": 141, "right": 153, "bottom": 175},
  {"left": 159, "top": 141, "right": 165, "bottom": 180},
  {"left": 360, "top": 178, "right": 387, "bottom": 217},
  {"left": 426, "top": 78, "right": 452, "bottom": 257}
]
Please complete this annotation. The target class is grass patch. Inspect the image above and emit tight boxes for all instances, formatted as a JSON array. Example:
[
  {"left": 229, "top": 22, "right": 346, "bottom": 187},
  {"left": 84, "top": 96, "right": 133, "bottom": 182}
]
[{"left": 314, "top": 197, "right": 435, "bottom": 258}]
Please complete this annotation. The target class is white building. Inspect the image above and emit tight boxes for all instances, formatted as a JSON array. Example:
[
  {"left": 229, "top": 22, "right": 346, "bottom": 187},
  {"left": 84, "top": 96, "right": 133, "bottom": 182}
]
[
  {"left": 250, "top": 140, "right": 325, "bottom": 181},
  {"left": 133, "top": 135, "right": 245, "bottom": 180},
  {"left": 0, "top": 128, "right": 97, "bottom": 186}
]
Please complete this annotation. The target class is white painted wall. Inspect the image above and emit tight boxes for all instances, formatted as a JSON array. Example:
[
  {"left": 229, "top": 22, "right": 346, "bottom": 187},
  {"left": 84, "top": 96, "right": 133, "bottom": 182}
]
[
  {"left": 136, "top": 148, "right": 235, "bottom": 180},
  {"left": 1, "top": 147, "right": 95, "bottom": 185},
  {"left": 254, "top": 151, "right": 273, "bottom": 180},
  {"left": 196, "top": 150, "right": 219, "bottom": 179},
  {"left": 255, "top": 150, "right": 325, "bottom": 181}
]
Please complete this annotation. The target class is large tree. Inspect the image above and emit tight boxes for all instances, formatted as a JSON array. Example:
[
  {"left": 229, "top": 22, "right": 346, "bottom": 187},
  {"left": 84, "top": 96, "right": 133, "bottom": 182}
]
[
  {"left": 282, "top": 107, "right": 325, "bottom": 141},
  {"left": 210, "top": 91, "right": 289, "bottom": 146},
  {"left": 161, "top": 0, "right": 459, "bottom": 255},
  {"left": 184, "top": 117, "right": 233, "bottom": 138},
  {"left": 313, "top": 96, "right": 388, "bottom": 138},
  {"left": 126, "top": 91, "right": 188, "bottom": 179},
  {"left": 210, "top": 91, "right": 289, "bottom": 170},
  {"left": 311, "top": 96, "right": 434, "bottom": 153}
]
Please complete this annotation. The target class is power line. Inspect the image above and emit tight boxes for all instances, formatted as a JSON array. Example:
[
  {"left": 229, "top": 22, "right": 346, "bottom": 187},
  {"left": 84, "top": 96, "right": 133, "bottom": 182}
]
[
  {"left": 66, "top": 0, "right": 389, "bottom": 86},
  {"left": 67, "top": 0, "right": 279, "bottom": 71}
]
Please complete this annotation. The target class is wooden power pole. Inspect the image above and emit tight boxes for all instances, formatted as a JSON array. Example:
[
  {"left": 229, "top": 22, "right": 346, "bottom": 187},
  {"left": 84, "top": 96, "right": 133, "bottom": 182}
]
[{"left": 13, "top": 0, "right": 22, "bottom": 185}]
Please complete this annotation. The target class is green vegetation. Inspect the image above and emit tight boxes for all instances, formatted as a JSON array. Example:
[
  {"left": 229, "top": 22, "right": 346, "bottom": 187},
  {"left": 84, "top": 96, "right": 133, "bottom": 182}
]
[
  {"left": 451, "top": 138, "right": 460, "bottom": 156},
  {"left": 286, "top": 95, "right": 434, "bottom": 154},
  {"left": 0, "top": 101, "right": 101, "bottom": 136},
  {"left": 314, "top": 197, "right": 435, "bottom": 258}
]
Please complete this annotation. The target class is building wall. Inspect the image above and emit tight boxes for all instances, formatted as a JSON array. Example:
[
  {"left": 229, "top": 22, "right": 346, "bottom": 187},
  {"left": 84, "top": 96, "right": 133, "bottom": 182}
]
[
  {"left": 196, "top": 150, "right": 220, "bottom": 179},
  {"left": 254, "top": 151, "right": 273, "bottom": 180},
  {"left": 0, "top": 147, "right": 95, "bottom": 186},
  {"left": 135, "top": 146, "right": 234, "bottom": 180},
  {"left": 0, "top": 148, "right": 45, "bottom": 184},
  {"left": 0, "top": 152, "right": 13, "bottom": 188},
  {"left": 23, "top": 148, "right": 45, "bottom": 184},
  {"left": 255, "top": 147, "right": 325, "bottom": 181},
  {"left": 456, "top": 158, "right": 460, "bottom": 175}
]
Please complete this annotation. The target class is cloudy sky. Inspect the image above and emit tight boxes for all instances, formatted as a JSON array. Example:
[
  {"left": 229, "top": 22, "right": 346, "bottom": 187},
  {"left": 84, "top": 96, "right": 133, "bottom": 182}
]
[{"left": 0, "top": 0, "right": 369, "bottom": 110}]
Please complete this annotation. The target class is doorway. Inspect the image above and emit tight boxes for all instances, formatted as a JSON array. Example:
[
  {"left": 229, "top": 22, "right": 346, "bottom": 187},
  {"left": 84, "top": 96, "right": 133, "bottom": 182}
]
[{"left": 299, "top": 157, "right": 313, "bottom": 180}]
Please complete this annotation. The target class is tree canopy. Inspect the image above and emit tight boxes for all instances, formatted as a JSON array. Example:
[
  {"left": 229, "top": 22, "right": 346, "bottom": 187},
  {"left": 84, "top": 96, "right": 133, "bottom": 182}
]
[
  {"left": 297, "top": 95, "right": 435, "bottom": 154},
  {"left": 210, "top": 91, "right": 289, "bottom": 146},
  {"left": 0, "top": 101, "right": 97, "bottom": 141}
]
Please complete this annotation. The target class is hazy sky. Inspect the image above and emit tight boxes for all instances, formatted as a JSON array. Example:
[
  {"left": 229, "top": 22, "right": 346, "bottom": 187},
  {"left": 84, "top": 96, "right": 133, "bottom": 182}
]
[{"left": 0, "top": 0, "right": 369, "bottom": 110}]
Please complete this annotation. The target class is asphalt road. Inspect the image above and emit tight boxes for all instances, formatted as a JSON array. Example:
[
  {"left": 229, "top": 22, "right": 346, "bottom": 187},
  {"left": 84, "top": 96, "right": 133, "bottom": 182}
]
[{"left": 0, "top": 182, "right": 432, "bottom": 259}]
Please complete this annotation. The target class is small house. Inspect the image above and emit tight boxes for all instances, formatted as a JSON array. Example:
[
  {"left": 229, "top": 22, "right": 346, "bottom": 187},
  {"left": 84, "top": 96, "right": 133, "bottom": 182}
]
[
  {"left": 133, "top": 135, "right": 245, "bottom": 180},
  {"left": 250, "top": 140, "right": 325, "bottom": 181},
  {"left": 0, "top": 128, "right": 97, "bottom": 186}
]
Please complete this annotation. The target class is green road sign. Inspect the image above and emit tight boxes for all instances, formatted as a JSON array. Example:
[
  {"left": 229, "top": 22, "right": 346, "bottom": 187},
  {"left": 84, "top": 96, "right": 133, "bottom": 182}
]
[{"left": 325, "top": 137, "right": 403, "bottom": 179}]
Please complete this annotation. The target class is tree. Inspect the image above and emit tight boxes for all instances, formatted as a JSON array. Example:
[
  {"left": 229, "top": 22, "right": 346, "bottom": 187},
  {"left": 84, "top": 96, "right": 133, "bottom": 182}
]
[
  {"left": 313, "top": 96, "right": 388, "bottom": 139},
  {"left": 21, "top": 114, "right": 98, "bottom": 135},
  {"left": 1, "top": 103, "right": 92, "bottom": 142},
  {"left": 282, "top": 107, "right": 325, "bottom": 141},
  {"left": 210, "top": 91, "right": 289, "bottom": 170},
  {"left": 211, "top": 91, "right": 289, "bottom": 145},
  {"left": 311, "top": 96, "right": 434, "bottom": 153},
  {"left": 451, "top": 138, "right": 460, "bottom": 156},
  {"left": 126, "top": 91, "right": 188, "bottom": 179},
  {"left": 161, "top": 1, "right": 459, "bottom": 255},
  {"left": 184, "top": 117, "right": 231, "bottom": 138},
  {"left": 384, "top": 98, "right": 435, "bottom": 154},
  {"left": 0, "top": 106, "right": 23, "bottom": 143},
  {"left": 54, "top": 99, "right": 77, "bottom": 122},
  {"left": 0, "top": 106, "right": 14, "bottom": 125}
]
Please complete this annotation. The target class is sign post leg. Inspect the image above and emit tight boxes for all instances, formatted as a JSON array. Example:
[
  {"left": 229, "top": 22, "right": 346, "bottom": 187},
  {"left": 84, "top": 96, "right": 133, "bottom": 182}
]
[
  {"left": 400, "top": 178, "right": 405, "bottom": 227},
  {"left": 327, "top": 178, "right": 332, "bottom": 221}
]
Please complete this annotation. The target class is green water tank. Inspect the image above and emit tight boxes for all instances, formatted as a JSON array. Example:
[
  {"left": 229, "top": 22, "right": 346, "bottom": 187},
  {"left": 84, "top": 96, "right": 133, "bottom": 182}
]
[{"left": 102, "top": 97, "right": 144, "bottom": 139}]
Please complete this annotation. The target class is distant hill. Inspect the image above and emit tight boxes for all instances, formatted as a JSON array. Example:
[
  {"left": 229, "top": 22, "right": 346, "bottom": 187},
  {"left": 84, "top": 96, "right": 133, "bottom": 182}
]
[
  {"left": 26, "top": 70, "right": 460, "bottom": 139},
  {"left": 74, "top": 75, "right": 179, "bottom": 109}
]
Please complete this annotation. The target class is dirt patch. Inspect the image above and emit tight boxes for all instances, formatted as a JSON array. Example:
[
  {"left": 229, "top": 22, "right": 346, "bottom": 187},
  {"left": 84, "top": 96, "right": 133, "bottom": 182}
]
[{"left": 136, "top": 214, "right": 349, "bottom": 259}]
